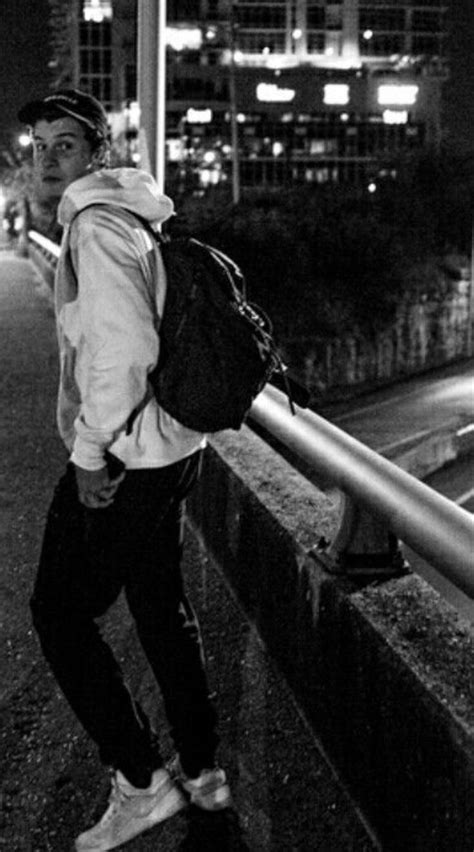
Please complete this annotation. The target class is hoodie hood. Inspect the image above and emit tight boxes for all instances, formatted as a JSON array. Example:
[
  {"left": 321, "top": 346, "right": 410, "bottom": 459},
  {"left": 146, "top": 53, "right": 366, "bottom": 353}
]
[{"left": 58, "top": 167, "right": 174, "bottom": 228}]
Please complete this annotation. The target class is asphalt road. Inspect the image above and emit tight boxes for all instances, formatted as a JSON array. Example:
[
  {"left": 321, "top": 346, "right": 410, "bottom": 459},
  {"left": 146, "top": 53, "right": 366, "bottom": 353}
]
[
  {"left": 426, "top": 455, "right": 474, "bottom": 514},
  {"left": 321, "top": 359, "right": 474, "bottom": 457},
  {"left": 0, "top": 250, "right": 378, "bottom": 850}
]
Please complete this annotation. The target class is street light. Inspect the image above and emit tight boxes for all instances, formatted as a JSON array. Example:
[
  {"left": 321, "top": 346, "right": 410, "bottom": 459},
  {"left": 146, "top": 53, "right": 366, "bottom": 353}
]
[{"left": 18, "top": 134, "right": 32, "bottom": 149}]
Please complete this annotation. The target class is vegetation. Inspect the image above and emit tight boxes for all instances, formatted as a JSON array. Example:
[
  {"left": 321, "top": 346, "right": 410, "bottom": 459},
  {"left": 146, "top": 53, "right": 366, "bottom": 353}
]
[{"left": 169, "top": 149, "right": 472, "bottom": 341}]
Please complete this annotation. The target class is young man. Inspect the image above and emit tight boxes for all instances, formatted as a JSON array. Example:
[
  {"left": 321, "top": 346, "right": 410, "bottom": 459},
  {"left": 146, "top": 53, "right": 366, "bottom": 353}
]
[{"left": 19, "top": 89, "right": 230, "bottom": 852}]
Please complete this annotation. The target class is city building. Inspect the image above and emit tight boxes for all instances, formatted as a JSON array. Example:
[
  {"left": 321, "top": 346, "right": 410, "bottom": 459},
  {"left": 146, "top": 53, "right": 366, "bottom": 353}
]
[
  {"left": 48, "top": 0, "right": 138, "bottom": 164},
  {"left": 48, "top": 0, "right": 451, "bottom": 191}
]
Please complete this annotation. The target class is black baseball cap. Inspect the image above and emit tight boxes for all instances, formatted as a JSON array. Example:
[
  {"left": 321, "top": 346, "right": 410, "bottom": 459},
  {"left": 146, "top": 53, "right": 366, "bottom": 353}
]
[{"left": 18, "top": 89, "right": 108, "bottom": 143}]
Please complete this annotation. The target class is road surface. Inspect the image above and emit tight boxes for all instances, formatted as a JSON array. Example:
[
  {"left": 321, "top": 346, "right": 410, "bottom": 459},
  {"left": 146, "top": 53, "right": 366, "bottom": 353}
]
[{"left": 322, "top": 360, "right": 474, "bottom": 457}]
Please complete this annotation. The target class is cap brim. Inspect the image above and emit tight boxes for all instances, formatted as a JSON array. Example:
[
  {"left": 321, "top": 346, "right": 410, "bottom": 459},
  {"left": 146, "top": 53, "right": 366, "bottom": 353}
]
[{"left": 18, "top": 100, "right": 100, "bottom": 133}]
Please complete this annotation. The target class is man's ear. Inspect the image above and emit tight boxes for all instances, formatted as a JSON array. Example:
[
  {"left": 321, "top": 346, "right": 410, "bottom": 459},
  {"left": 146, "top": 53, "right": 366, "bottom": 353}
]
[{"left": 90, "top": 142, "right": 110, "bottom": 170}]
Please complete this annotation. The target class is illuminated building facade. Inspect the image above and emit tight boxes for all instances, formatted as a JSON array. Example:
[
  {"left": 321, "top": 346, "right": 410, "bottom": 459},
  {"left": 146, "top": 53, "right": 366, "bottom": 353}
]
[
  {"left": 49, "top": 0, "right": 451, "bottom": 190},
  {"left": 166, "top": 0, "right": 450, "bottom": 190}
]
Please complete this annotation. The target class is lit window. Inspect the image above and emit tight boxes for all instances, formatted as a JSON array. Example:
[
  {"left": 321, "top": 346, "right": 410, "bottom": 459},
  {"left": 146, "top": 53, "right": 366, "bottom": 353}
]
[
  {"left": 256, "top": 83, "right": 295, "bottom": 103},
  {"left": 383, "top": 110, "right": 408, "bottom": 125},
  {"left": 324, "top": 84, "right": 350, "bottom": 106},
  {"left": 378, "top": 85, "right": 418, "bottom": 106},
  {"left": 166, "top": 139, "right": 183, "bottom": 162},
  {"left": 310, "top": 140, "right": 328, "bottom": 155},
  {"left": 83, "top": 0, "right": 112, "bottom": 23},
  {"left": 166, "top": 27, "right": 202, "bottom": 51},
  {"left": 186, "top": 108, "right": 213, "bottom": 124}
]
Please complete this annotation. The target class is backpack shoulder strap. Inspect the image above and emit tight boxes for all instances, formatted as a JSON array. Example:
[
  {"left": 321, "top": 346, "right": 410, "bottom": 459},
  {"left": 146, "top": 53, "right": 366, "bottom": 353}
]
[{"left": 69, "top": 203, "right": 164, "bottom": 240}]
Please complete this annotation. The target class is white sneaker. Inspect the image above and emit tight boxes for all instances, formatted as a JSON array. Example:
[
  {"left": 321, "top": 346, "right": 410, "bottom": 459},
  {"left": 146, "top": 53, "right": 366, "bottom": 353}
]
[
  {"left": 168, "top": 756, "right": 232, "bottom": 811},
  {"left": 75, "top": 768, "right": 186, "bottom": 851}
]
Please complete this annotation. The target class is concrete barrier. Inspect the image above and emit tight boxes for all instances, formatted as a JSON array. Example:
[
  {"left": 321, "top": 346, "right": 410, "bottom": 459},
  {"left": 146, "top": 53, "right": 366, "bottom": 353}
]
[
  {"left": 382, "top": 421, "right": 474, "bottom": 480},
  {"left": 189, "top": 425, "right": 474, "bottom": 851}
]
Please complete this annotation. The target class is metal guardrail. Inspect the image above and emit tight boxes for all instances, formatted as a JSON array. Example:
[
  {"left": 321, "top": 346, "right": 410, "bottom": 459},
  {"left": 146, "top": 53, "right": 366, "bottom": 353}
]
[
  {"left": 28, "top": 230, "right": 60, "bottom": 260},
  {"left": 250, "top": 384, "right": 474, "bottom": 600},
  {"left": 27, "top": 229, "right": 474, "bottom": 600}
]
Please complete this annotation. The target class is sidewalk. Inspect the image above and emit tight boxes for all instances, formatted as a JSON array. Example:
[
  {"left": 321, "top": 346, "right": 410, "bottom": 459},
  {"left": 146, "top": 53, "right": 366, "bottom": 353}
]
[{"left": 0, "top": 254, "right": 379, "bottom": 849}]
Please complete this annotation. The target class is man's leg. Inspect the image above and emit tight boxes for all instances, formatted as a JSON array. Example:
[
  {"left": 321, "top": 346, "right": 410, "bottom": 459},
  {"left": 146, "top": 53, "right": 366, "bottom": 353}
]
[
  {"left": 120, "top": 453, "right": 219, "bottom": 777},
  {"left": 30, "top": 464, "right": 160, "bottom": 788}
]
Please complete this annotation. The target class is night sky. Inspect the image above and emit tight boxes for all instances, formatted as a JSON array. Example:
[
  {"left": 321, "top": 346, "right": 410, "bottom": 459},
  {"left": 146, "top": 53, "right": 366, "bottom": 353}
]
[
  {"left": 0, "top": 0, "right": 473, "bottom": 156},
  {"left": 442, "top": 0, "right": 474, "bottom": 157},
  {"left": 0, "top": 0, "right": 51, "bottom": 149}
]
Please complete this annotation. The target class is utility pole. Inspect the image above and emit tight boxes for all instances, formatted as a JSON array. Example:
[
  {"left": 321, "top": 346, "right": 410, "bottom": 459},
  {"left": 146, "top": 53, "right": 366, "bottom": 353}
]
[
  {"left": 229, "top": 3, "right": 240, "bottom": 205},
  {"left": 137, "top": 0, "right": 167, "bottom": 191}
]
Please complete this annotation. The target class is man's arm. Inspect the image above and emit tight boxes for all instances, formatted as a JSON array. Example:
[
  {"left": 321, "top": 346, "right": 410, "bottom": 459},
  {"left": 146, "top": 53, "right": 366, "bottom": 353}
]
[{"left": 68, "top": 208, "right": 159, "bottom": 491}]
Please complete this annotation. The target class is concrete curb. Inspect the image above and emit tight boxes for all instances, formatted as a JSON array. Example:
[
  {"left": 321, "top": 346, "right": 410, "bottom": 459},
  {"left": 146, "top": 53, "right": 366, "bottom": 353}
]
[
  {"left": 382, "top": 421, "right": 474, "bottom": 479},
  {"left": 189, "top": 426, "right": 474, "bottom": 851}
]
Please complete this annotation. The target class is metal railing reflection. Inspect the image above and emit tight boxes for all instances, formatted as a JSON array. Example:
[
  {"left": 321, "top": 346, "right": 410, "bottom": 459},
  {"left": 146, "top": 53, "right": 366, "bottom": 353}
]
[{"left": 28, "top": 230, "right": 60, "bottom": 257}]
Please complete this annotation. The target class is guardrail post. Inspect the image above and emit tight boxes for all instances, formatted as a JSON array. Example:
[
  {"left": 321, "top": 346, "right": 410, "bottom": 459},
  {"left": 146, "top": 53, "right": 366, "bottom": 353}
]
[{"left": 313, "top": 492, "right": 409, "bottom": 578}]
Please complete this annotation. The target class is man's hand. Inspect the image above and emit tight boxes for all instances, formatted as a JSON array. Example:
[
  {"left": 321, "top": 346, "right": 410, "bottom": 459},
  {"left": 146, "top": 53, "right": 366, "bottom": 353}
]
[{"left": 74, "top": 463, "right": 126, "bottom": 509}]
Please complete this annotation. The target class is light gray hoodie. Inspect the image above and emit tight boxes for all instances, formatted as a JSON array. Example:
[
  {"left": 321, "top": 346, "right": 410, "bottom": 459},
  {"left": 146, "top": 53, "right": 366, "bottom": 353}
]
[{"left": 55, "top": 167, "right": 205, "bottom": 471}]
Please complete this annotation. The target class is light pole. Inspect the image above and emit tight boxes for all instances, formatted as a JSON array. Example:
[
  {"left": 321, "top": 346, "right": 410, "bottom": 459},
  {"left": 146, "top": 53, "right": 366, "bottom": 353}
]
[
  {"left": 137, "top": 0, "right": 167, "bottom": 191},
  {"left": 229, "top": 4, "right": 241, "bottom": 204}
]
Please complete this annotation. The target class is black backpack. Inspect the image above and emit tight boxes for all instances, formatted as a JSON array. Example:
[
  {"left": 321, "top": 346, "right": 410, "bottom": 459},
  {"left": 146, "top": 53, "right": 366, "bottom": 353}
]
[
  {"left": 150, "top": 232, "right": 291, "bottom": 432},
  {"left": 73, "top": 204, "right": 300, "bottom": 433}
]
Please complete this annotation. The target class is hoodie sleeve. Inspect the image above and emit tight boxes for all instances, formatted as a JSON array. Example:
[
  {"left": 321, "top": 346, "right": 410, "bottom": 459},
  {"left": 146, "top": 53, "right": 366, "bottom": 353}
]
[{"left": 68, "top": 207, "right": 160, "bottom": 470}]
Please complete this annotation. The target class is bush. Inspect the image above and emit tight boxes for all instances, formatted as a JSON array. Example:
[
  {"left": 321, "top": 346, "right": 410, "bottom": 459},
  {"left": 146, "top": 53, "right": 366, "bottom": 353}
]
[{"left": 169, "top": 151, "right": 471, "bottom": 341}]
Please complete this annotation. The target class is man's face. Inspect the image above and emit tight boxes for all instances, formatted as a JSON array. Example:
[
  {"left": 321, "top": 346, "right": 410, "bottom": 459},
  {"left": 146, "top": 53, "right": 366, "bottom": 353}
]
[{"left": 31, "top": 116, "right": 95, "bottom": 201}]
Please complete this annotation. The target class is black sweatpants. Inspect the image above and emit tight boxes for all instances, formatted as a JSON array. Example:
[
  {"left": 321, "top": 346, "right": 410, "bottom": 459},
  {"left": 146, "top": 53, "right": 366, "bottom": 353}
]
[{"left": 30, "top": 451, "right": 218, "bottom": 788}]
